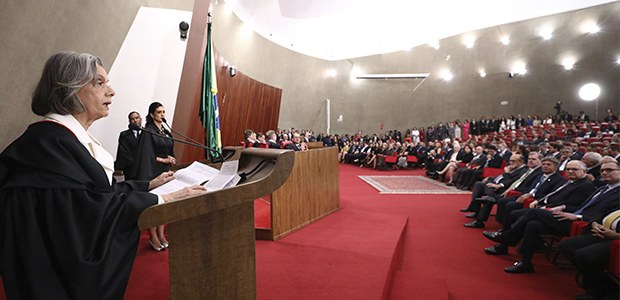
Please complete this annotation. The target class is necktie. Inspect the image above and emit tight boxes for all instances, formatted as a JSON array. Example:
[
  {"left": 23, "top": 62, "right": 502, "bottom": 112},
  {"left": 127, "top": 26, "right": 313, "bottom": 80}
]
[
  {"left": 509, "top": 168, "right": 534, "bottom": 190},
  {"left": 538, "top": 180, "right": 571, "bottom": 205},
  {"left": 574, "top": 185, "right": 609, "bottom": 215},
  {"left": 531, "top": 175, "right": 548, "bottom": 195}
]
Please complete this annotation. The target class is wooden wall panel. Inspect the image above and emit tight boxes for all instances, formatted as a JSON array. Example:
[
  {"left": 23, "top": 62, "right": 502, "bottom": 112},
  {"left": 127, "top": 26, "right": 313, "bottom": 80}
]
[{"left": 178, "top": 49, "right": 282, "bottom": 163}]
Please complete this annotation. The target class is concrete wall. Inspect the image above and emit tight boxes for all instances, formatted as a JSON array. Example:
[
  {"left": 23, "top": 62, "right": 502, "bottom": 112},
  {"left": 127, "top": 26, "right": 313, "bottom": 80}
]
[
  {"left": 1, "top": 1, "right": 619, "bottom": 151},
  {"left": 211, "top": 2, "right": 620, "bottom": 135}
]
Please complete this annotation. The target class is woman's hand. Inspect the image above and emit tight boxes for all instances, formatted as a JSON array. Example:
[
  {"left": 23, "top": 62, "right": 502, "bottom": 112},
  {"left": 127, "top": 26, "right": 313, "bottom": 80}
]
[
  {"left": 161, "top": 185, "right": 208, "bottom": 203},
  {"left": 149, "top": 171, "right": 175, "bottom": 190},
  {"left": 155, "top": 156, "right": 177, "bottom": 165}
]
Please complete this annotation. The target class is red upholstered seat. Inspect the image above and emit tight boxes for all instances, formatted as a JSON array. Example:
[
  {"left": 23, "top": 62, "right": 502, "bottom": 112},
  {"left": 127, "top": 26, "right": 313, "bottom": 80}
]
[
  {"left": 384, "top": 153, "right": 398, "bottom": 164},
  {"left": 505, "top": 190, "right": 521, "bottom": 198},
  {"left": 569, "top": 221, "right": 588, "bottom": 236},
  {"left": 406, "top": 155, "right": 418, "bottom": 163},
  {"left": 482, "top": 167, "right": 503, "bottom": 178},
  {"left": 281, "top": 141, "right": 293, "bottom": 148},
  {"left": 259, "top": 143, "right": 269, "bottom": 149},
  {"left": 522, "top": 197, "right": 535, "bottom": 208}
]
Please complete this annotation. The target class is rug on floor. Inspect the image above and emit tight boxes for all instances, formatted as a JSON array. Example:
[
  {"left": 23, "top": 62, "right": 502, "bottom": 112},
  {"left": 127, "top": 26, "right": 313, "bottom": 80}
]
[{"left": 359, "top": 175, "right": 470, "bottom": 194}]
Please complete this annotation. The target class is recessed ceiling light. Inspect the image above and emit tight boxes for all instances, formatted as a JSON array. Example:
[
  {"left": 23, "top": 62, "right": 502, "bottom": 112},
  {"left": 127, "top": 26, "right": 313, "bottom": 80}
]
[
  {"left": 326, "top": 69, "right": 337, "bottom": 77},
  {"left": 539, "top": 27, "right": 553, "bottom": 40},
  {"left": 581, "top": 21, "right": 600, "bottom": 34},
  {"left": 428, "top": 41, "right": 440, "bottom": 50},
  {"left": 479, "top": 70, "right": 487, "bottom": 78},
  {"left": 561, "top": 57, "right": 575, "bottom": 70},
  {"left": 500, "top": 36, "right": 510, "bottom": 45},
  {"left": 464, "top": 37, "right": 475, "bottom": 48},
  {"left": 440, "top": 70, "right": 453, "bottom": 81}
]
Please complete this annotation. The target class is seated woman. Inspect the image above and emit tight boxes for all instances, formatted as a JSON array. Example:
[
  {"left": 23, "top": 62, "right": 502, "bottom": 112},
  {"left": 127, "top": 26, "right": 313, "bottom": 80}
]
[{"left": 441, "top": 144, "right": 474, "bottom": 185}]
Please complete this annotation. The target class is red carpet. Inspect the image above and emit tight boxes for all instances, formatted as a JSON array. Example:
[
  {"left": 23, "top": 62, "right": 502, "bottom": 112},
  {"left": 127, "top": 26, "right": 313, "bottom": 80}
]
[{"left": 0, "top": 164, "right": 585, "bottom": 300}]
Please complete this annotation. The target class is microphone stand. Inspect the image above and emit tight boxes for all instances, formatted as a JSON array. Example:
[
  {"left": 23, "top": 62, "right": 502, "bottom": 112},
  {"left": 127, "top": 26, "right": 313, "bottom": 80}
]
[
  {"left": 162, "top": 119, "right": 222, "bottom": 162},
  {"left": 131, "top": 124, "right": 223, "bottom": 163}
]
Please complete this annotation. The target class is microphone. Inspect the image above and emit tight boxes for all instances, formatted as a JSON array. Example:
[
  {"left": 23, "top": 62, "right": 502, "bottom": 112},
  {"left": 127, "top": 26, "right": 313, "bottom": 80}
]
[{"left": 129, "top": 123, "right": 223, "bottom": 163}]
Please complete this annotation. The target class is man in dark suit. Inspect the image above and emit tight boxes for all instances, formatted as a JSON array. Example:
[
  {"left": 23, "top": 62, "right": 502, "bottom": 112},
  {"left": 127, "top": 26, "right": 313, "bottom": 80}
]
[
  {"left": 482, "top": 161, "right": 620, "bottom": 274},
  {"left": 497, "top": 142, "right": 512, "bottom": 162},
  {"left": 266, "top": 130, "right": 281, "bottom": 149},
  {"left": 463, "top": 154, "right": 527, "bottom": 228},
  {"left": 459, "top": 145, "right": 503, "bottom": 190},
  {"left": 285, "top": 133, "right": 303, "bottom": 151},
  {"left": 494, "top": 156, "right": 566, "bottom": 225},
  {"left": 453, "top": 145, "right": 487, "bottom": 189},
  {"left": 581, "top": 151, "right": 604, "bottom": 187},
  {"left": 115, "top": 111, "right": 142, "bottom": 176},
  {"left": 467, "top": 153, "right": 545, "bottom": 226}
]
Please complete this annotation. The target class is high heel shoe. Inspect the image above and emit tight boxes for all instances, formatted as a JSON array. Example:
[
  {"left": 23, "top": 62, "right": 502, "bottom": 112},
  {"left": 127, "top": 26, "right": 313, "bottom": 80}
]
[{"left": 148, "top": 239, "right": 164, "bottom": 251}]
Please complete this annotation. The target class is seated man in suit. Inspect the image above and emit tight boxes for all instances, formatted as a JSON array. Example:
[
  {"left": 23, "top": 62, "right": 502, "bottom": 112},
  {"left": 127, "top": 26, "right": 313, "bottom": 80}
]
[
  {"left": 462, "top": 154, "right": 527, "bottom": 228},
  {"left": 265, "top": 130, "right": 280, "bottom": 149},
  {"left": 458, "top": 145, "right": 503, "bottom": 190},
  {"left": 464, "top": 152, "right": 545, "bottom": 228},
  {"left": 452, "top": 145, "right": 487, "bottom": 189},
  {"left": 482, "top": 161, "right": 620, "bottom": 274},
  {"left": 581, "top": 151, "right": 603, "bottom": 187},
  {"left": 494, "top": 156, "right": 566, "bottom": 225},
  {"left": 559, "top": 208, "right": 620, "bottom": 300},
  {"left": 114, "top": 111, "right": 142, "bottom": 176},
  {"left": 285, "top": 133, "right": 304, "bottom": 151}
]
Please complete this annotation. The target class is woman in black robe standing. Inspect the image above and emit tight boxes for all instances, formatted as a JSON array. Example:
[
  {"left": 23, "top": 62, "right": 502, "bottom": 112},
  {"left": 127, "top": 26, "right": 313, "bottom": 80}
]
[
  {"left": 0, "top": 51, "right": 206, "bottom": 299},
  {"left": 129, "top": 101, "right": 176, "bottom": 251}
]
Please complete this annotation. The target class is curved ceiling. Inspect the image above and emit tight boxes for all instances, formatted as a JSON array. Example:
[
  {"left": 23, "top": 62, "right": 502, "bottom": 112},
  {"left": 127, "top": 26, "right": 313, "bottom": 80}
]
[{"left": 226, "top": 0, "right": 616, "bottom": 61}]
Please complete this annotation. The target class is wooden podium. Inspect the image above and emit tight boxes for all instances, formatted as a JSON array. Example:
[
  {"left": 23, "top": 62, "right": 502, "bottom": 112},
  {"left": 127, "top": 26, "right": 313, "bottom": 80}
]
[
  {"left": 256, "top": 147, "right": 340, "bottom": 240},
  {"left": 138, "top": 148, "right": 294, "bottom": 299}
]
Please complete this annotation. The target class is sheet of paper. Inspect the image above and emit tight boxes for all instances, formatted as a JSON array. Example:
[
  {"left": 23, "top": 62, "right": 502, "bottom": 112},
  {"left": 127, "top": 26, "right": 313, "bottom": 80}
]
[
  {"left": 148, "top": 161, "right": 220, "bottom": 196},
  {"left": 203, "top": 160, "right": 240, "bottom": 191}
]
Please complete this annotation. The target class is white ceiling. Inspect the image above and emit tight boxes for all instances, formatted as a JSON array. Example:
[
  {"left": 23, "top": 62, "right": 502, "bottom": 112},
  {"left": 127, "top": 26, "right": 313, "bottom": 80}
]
[{"left": 225, "top": 0, "right": 617, "bottom": 61}]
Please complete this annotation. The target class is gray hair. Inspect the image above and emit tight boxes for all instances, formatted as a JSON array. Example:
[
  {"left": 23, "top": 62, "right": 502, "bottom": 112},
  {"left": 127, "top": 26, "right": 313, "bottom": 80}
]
[
  {"left": 31, "top": 51, "right": 103, "bottom": 116},
  {"left": 582, "top": 152, "right": 602, "bottom": 164}
]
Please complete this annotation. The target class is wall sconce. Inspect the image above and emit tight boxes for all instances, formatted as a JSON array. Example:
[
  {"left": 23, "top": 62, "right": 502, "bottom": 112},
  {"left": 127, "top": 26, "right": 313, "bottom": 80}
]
[{"left": 228, "top": 66, "right": 237, "bottom": 77}]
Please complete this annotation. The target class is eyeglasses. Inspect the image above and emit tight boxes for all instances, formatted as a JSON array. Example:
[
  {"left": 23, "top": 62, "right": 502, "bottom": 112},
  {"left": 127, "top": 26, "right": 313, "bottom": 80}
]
[{"left": 600, "top": 168, "right": 620, "bottom": 173}]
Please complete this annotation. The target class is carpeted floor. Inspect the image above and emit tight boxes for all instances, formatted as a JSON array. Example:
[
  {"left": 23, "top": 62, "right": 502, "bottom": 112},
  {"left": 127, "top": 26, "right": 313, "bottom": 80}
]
[{"left": 0, "top": 164, "right": 585, "bottom": 300}]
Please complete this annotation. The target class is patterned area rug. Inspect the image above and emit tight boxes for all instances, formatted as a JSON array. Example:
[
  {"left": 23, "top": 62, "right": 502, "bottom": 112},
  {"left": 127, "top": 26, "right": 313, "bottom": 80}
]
[{"left": 359, "top": 175, "right": 471, "bottom": 194}]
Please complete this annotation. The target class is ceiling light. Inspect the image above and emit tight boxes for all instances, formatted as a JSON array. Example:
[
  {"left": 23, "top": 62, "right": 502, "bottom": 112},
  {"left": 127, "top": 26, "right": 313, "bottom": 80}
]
[
  {"left": 326, "top": 69, "right": 337, "bottom": 78},
  {"left": 479, "top": 70, "right": 487, "bottom": 78},
  {"left": 500, "top": 36, "right": 510, "bottom": 45},
  {"left": 463, "top": 37, "right": 475, "bottom": 48},
  {"left": 581, "top": 21, "right": 600, "bottom": 34},
  {"left": 616, "top": 57, "right": 620, "bottom": 64},
  {"left": 428, "top": 41, "right": 440, "bottom": 50},
  {"left": 579, "top": 83, "right": 600, "bottom": 101},
  {"left": 561, "top": 57, "right": 575, "bottom": 70},
  {"left": 510, "top": 61, "right": 527, "bottom": 75},
  {"left": 539, "top": 27, "right": 553, "bottom": 40},
  {"left": 440, "top": 70, "right": 453, "bottom": 81}
]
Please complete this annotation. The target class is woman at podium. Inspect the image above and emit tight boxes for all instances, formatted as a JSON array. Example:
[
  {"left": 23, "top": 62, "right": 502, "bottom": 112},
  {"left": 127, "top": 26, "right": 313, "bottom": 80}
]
[{"left": 0, "top": 51, "right": 206, "bottom": 299}]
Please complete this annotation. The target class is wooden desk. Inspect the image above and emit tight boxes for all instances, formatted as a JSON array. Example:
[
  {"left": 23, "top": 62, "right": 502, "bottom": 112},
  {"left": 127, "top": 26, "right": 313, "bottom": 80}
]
[{"left": 256, "top": 147, "right": 340, "bottom": 240}]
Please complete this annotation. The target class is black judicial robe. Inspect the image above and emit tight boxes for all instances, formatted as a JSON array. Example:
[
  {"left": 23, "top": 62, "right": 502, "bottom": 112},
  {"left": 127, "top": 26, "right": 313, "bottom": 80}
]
[
  {"left": 0, "top": 121, "right": 158, "bottom": 300},
  {"left": 127, "top": 123, "right": 174, "bottom": 181}
]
